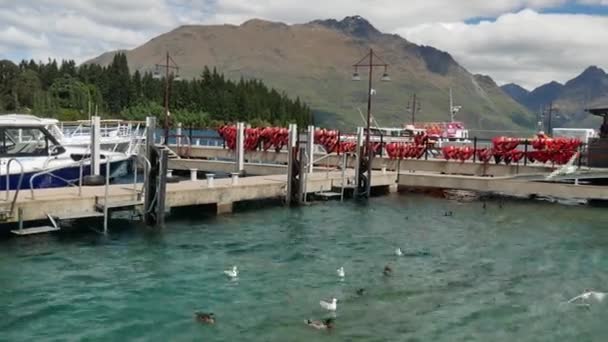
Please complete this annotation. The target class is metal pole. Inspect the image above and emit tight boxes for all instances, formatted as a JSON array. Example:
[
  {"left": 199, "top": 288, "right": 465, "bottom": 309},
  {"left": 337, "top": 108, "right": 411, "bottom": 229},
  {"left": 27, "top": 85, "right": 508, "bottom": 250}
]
[
  {"left": 103, "top": 156, "right": 110, "bottom": 234},
  {"left": 307, "top": 125, "right": 314, "bottom": 174},
  {"left": 412, "top": 94, "right": 417, "bottom": 125},
  {"left": 340, "top": 153, "right": 346, "bottom": 202},
  {"left": 235, "top": 122, "right": 245, "bottom": 174},
  {"left": 361, "top": 49, "right": 374, "bottom": 199},
  {"left": 91, "top": 116, "right": 101, "bottom": 176},
  {"left": 354, "top": 127, "right": 364, "bottom": 197},
  {"left": 176, "top": 122, "right": 182, "bottom": 147},
  {"left": 164, "top": 52, "right": 170, "bottom": 145},
  {"left": 132, "top": 157, "right": 138, "bottom": 201}
]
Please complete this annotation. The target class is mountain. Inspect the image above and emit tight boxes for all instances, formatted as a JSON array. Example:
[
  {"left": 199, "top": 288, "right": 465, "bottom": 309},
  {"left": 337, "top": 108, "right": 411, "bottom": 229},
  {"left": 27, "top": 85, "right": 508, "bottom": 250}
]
[
  {"left": 501, "top": 83, "right": 529, "bottom": 104},
  {"left": 501, "top": 66, "right": 608, "bottom": 128},
  {"left": 87, "top": 16, "right": 533, "bottom": 131}
]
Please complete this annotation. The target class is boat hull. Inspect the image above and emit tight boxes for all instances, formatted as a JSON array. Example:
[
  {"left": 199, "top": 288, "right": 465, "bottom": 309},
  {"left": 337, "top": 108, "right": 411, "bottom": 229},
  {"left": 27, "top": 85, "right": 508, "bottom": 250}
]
[{"left": 1, "top": 160, "right": 129, "bottom": 191}]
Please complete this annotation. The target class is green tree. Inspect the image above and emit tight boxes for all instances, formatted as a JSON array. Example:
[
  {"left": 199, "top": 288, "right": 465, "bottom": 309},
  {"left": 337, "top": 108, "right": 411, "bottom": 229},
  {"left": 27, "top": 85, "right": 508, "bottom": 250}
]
[{"left": 14, "top": 69, "right": 42, "bottom": 109}]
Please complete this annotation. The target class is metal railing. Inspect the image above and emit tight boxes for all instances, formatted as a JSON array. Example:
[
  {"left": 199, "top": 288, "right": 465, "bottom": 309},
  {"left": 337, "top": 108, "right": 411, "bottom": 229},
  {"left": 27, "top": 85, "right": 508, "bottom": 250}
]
[{"left": 3, "top": 158, "right": 25, "bottom": 217}]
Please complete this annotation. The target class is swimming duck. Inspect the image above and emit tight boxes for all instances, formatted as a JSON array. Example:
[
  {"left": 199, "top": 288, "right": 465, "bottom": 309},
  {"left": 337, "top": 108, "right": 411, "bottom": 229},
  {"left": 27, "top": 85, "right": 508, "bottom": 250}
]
[
  {"left": 305, "top": 318, "right": 335, "bottom": 330},
  {"left": 195, "top": 312, "right": 215, "bottom": 325}
]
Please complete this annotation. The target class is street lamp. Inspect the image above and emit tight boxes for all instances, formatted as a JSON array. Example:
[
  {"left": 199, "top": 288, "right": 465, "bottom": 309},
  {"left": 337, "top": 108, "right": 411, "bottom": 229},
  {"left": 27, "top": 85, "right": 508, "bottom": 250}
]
[
  {"left": 351, "top": 48, "right": 390, "bottom": 199},
  {"left": 154, "top": 51, "right": 181, "bottom": 145}
]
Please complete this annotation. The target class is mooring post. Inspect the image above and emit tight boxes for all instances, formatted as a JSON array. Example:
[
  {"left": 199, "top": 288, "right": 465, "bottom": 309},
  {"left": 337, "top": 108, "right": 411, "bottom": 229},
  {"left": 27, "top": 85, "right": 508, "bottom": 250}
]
[
  {"left": 286, "top": 123, "right": 298, "bottom": 206},
  {"left": 524, "top": 139, "right": 529, "bottom": 166},
  {"left": 235, "top": 122, "right": 245, "bottom": 175},
  {"left": 354, "top": 127, "right": 364, "bottom": 198},
  {"left": 144, "top": 117, "right": 157, "bottom": 226},
  {"left": 156, "top": 148, "right": 168, "bottom": 226},
  {"left": 91, "top": 116, "right": 101, "bottom": 176},
  {"left": 307, "top": 125, "right": 314, "bottom": 174},
  {"left": 176, "top": 122, "right": 182, "bottom": 147},
  {"left": 473, "top": 137, "right": 478, "bottom": 163}
]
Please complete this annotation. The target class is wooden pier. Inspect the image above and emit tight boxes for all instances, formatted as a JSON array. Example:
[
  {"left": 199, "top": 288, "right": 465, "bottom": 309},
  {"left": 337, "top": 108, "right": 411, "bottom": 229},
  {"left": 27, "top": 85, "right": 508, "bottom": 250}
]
[{"left": 0, "top": 170, "right": 398, "bottom": 226}]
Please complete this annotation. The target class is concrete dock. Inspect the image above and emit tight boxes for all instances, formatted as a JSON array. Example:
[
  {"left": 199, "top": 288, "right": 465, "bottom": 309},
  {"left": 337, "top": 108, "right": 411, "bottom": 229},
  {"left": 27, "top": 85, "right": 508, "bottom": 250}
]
[{"left": 0, "top": 170, "right": 397, "bottom": 225}]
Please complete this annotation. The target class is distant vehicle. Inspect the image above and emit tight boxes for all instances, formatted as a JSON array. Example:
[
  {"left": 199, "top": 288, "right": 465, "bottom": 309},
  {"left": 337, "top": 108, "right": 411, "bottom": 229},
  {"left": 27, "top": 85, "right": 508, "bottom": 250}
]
[{"left": 552, "top": 128, "right": 598, "bottom": 144}]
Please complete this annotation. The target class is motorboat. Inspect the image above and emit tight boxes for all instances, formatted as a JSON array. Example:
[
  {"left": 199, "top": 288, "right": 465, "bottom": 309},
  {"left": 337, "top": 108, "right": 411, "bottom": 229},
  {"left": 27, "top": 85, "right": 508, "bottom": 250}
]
[
  {"left": 0, "top": 114, "right": 131, "bottom": 191},
  {"left": 51, "top": 118, "right": 145, "bottom": 156}
]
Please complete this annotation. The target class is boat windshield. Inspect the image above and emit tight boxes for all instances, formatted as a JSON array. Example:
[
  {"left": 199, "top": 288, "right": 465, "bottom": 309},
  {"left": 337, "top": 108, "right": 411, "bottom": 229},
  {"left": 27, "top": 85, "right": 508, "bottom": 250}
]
[{"left": 0, "top": 127, "right": 61, "bottom": 157}]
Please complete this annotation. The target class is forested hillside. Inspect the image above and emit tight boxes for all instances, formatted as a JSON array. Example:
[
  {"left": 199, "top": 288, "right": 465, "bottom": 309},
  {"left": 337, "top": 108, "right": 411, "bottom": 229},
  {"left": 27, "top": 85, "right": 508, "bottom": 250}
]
[{"left": 0, "top": 53, "right": 311, "bottom": 127}]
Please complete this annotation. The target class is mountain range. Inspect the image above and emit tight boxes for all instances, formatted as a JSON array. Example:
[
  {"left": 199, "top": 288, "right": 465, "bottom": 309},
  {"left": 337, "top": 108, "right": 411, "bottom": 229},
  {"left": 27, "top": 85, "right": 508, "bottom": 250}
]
[
  {"left": 87, "top": 16, "right": 533, "bottom": 131},
  {"left": 501, "top": 66, "right": 608, "bottom": 128}
]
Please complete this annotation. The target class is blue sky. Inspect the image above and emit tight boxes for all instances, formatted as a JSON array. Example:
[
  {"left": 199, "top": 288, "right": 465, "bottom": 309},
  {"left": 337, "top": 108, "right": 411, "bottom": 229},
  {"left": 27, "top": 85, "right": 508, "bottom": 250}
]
[{"left": 1, "top": 0, "right": 607, "bottom": 88}]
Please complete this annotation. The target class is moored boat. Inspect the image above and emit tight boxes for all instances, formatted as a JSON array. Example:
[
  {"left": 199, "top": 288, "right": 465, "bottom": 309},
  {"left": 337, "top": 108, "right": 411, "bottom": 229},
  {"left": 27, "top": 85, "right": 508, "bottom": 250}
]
[{"left": 0, "top": 114, "right": 131, "bottom": 191}]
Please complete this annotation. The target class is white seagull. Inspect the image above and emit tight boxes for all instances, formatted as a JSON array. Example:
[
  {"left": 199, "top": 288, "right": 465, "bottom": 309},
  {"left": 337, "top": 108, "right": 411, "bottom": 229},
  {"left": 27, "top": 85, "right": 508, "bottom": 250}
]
[
  {"left": 320, "top": 298, "right": 337, "bottom": 311},
  {"left": 567, "top": 289, "right": 607, "bottom": 305},
  {"left": 224, "top": 266, "right": 238, "bottom": 278},
  {"left": 395, "top": 248, "right": 403, "bottom": 256},
  {"left": 337, "top": 267, "right": 345, "bottom": 278}
]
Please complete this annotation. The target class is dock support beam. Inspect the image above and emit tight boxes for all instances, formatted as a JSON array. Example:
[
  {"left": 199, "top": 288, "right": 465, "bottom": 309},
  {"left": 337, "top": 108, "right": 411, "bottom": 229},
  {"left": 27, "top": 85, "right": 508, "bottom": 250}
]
[
  {"left": 235, "top": 122, "right": 245, "bottom": 175},
  {"left": 354, "top": 127, "right": 367, "bottom": 198},
  {"left": 286, "top": 123, "right": 299, "bottom": 206},
  {"left": 156, "top": 149, "right": 168, "bottom": 226},
  {"left": 217, "top": 202, "right": 233, "bottom": 215},
  {"left": 144, "top": 117, "right": 158, "bottom": 226}
]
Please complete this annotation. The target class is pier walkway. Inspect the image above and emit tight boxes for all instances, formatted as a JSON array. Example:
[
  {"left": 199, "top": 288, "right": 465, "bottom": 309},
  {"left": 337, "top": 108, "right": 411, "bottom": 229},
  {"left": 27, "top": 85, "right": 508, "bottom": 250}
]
[
  {"left": 0, "top": 170, "right": 398, "bottom": 224},
  {"left": 397, "top": 171, "right": 608, "bottom": 201}
]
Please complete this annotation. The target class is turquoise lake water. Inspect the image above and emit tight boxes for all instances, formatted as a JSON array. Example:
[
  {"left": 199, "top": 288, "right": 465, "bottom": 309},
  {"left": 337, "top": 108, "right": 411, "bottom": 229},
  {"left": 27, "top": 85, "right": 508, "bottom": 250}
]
[{"left": 1, "top": 194, "right": 608, "bottom": 341}]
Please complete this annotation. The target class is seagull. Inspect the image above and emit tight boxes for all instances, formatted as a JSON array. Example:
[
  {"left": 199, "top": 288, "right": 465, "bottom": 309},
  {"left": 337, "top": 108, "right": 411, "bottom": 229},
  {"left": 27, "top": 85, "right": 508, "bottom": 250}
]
[
  {"left": 395, "top": 248, "right": 403, "bottom": 256},
  {"left": 320, "top": 298, "right": 337, "bottom": 311},
  {"left": 224, "top": 266, "right": 238, "bottom": 278},
  {"left": 337, "top": 267, "right": 345, "bottom": 278},
  {"left": 567, "top": 289, "right": 607, "bottom": 305}
]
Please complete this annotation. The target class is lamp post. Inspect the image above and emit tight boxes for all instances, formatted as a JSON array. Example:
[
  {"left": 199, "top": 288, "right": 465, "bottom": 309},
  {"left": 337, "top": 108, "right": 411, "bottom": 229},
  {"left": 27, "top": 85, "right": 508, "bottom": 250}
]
[
  {"left": 351, "top": 48, "right": 390, "bottom": 199},
  {"left": 541, "top": 102, "right": 559, "bottom": 136},
  {"left": 153, "top": 51, "right": 181, "bottom": 145}
]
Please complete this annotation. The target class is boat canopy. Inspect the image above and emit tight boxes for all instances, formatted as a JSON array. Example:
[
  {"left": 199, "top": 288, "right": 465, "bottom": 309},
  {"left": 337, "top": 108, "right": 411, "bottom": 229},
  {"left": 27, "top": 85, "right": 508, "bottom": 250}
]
[{"left": 0, "top": 114, "right": 59, "bottom": 127}]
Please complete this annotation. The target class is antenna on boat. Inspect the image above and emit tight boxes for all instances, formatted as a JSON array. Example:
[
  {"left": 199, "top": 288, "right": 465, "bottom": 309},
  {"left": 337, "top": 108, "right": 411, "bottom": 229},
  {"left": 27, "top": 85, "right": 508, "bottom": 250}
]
[{"left": 356, "top": 107, "right": 381, "bottom": 129}]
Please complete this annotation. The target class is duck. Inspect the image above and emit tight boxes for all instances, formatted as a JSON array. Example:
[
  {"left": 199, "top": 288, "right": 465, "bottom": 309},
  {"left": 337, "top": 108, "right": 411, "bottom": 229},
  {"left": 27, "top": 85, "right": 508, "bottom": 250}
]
[
  {"left": 356, "top": 288, "right": 366, "bottom": 296},
  {"left": 194, "top": 312, "right": 215, "bottom": 325},
  {"left": 224, "top": 266, "right": 238, "bottom": 278},
  {"left": 395, "top": 248, "right": 403, "bottom": 256},
  {"left": 383, "top": 265, "right": 393, "bottom": 277},
  {"left": 305, "top": 318, "right": 335, "bottom": 330},
  {"left": 320, "top": 298, "right": 337, "bottom": 311},
  {"left": 337, "top": 266, "right": 345, "bottom": 278}
]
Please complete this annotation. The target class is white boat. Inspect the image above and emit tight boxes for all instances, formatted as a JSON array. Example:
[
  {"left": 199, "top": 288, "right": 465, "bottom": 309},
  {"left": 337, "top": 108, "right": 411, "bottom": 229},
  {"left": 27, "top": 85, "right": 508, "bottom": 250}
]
[
  {"left": 53, "top": 118, "right": 145, "bottom": 156},
  {"left": 0, "top": 114, "right": 131, "bottom": 191}
]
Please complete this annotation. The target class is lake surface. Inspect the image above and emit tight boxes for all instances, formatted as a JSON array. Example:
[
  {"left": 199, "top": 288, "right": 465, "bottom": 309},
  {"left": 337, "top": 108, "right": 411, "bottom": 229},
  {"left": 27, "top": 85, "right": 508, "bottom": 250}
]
[{"left": 1, "top": 194, "right": 608, "bottom": 341}]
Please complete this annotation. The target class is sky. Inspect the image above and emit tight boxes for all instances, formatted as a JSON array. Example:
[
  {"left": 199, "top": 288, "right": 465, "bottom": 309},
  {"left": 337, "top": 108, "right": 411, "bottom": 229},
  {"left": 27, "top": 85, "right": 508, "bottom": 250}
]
[{"left": 1, "top": 0, "right": 607, "bottom": 90}]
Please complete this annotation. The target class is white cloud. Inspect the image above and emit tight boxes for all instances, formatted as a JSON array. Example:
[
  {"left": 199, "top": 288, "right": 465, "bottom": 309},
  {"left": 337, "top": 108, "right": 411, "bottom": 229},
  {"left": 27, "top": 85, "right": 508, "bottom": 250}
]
[
  {"left": 399, "top": 9, "right": 608, "bottom": 89},
  {"left": 0, "top": 0, "right": 607, "bottom": 88},
  {"left": 0, "top": 26, "right": 48, "bottom": 50}
]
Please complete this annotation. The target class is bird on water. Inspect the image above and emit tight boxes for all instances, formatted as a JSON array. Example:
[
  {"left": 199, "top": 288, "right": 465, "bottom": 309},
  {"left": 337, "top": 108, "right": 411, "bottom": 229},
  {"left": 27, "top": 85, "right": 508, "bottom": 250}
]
[
  {"left": 224, "top": 265, "right": 238, "bottom": 278},
  {"left": 194, "top": 312, "right": 215, "bottom": 325},
  {"left": 320, "top": 298, "right": 338, "bottom": 311}
]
